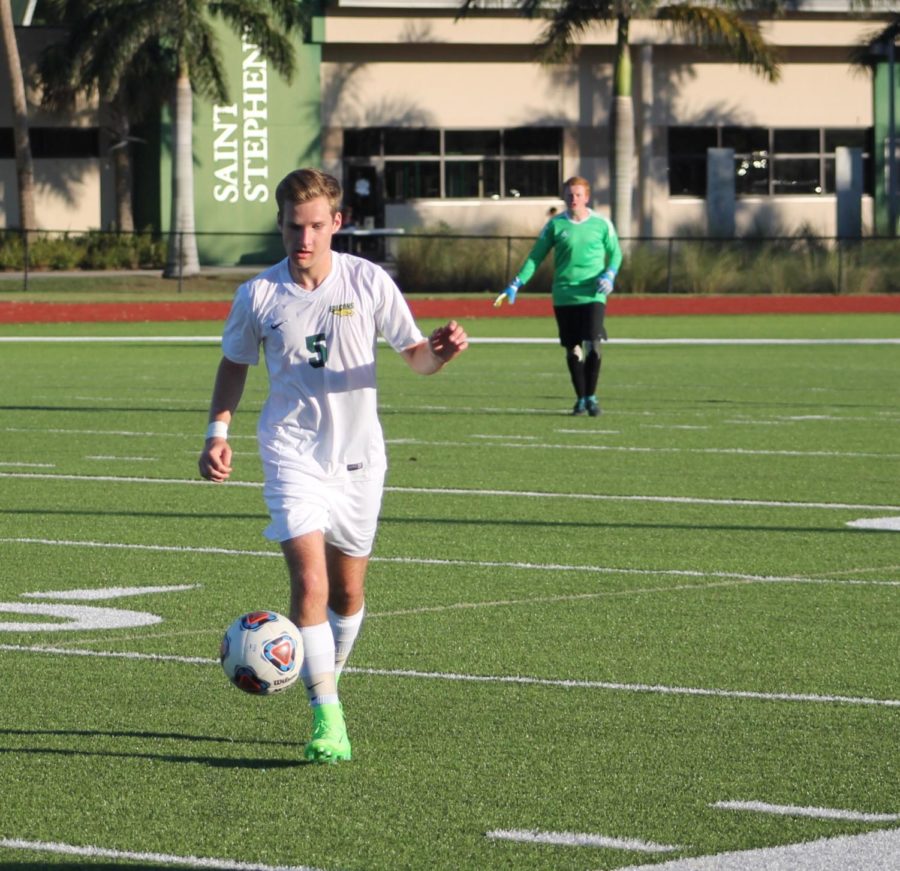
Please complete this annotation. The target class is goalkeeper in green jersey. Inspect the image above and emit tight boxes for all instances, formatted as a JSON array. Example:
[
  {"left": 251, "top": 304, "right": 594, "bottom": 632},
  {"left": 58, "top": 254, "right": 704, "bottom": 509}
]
[{"left": 495, "top": 176, "right": 623, "bottom": 417}]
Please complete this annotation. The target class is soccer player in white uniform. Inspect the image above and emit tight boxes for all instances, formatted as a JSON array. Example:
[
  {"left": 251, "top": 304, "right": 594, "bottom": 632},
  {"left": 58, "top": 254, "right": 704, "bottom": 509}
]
[{"left": 199, "top": 168, "right": 468, "bottom": 763}]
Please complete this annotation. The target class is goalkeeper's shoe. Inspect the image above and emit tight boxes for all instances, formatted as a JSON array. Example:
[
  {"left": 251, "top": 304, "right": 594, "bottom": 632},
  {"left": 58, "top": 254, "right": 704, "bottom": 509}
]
[
  {"left": 572, "top": 398, "right": 587, "bottom": 416},
  {"left": 586, "top": 396, "right": 601, "bottom": 417},
  {"left": 304, "top": 702, "right": 352, "bottom": 763}
]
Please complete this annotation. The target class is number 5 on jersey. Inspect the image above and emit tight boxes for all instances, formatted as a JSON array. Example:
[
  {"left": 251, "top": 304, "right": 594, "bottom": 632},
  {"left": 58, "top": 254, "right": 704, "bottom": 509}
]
[{"left": 306, "top": 333, "right": 328, "bottom": 368}]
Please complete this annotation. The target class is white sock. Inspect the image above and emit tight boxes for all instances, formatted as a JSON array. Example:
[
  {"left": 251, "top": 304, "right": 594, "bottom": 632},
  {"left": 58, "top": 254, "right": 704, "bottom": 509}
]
[
  {"left": 299, "top": 621, "right": 338, "bottom": 706},
  {"left": 328, "top": 604, "right": 365, "bottom": 679}
]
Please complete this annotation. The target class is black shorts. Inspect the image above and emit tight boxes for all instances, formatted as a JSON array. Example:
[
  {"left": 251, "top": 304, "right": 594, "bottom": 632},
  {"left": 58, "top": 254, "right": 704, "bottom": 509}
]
[{"left": 554, "top": 302, "right": 607, "bottom": 347}]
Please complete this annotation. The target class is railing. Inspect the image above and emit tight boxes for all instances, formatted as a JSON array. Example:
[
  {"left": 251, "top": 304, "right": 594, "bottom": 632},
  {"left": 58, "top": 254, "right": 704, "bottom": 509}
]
[{"left": 0, "top": 227, "right": 898, "bottom": 296}]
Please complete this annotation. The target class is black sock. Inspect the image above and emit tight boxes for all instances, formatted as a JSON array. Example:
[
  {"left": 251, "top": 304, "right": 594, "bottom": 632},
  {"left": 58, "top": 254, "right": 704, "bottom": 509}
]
[
  {"left": 566, "top": 353, "right": 586, "bottom": 398},
  {"left": 584, "top": 349, "right": 602, "bottom": 397}
]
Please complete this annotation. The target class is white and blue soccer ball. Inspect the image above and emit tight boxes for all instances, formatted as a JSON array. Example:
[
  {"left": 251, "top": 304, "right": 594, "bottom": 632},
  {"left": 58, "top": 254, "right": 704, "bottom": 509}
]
[{"left": 220, "top": 610, "right": 303, "bottom": 696}]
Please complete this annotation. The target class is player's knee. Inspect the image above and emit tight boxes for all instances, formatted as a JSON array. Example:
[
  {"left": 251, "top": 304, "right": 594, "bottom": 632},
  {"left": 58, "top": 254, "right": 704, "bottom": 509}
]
[
  {"left": 566, "top": 344, "right": 583, "bottom": 362},
  {"left": 583, "top": 340, "right": 602, "bottom": 358}
]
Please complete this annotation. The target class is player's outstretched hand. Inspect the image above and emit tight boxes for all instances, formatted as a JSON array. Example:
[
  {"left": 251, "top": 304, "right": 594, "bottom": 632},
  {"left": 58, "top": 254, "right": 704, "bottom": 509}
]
[
  {"left": 493, "top": 278, "right": 522, "bottom": 307},
  {"left": 199, "top": 439, "right": 233, "bottom": 483},
  {"left": 597, "top": 269, "right": 616, "bottom": 296},
  {"left": 429, "top": 320, "right": 469, "bottom": 363}
]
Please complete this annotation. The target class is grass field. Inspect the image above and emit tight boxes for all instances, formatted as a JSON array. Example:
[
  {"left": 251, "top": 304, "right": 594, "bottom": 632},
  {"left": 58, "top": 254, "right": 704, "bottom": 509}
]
[{"left": 0, "top": 312, "right": 898, "bottom": 871}]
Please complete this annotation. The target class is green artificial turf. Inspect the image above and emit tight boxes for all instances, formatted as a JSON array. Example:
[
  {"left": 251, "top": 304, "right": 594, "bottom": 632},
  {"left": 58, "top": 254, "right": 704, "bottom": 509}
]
[{"left": 0, "top": 313, "right": 897, "bottom": 870}]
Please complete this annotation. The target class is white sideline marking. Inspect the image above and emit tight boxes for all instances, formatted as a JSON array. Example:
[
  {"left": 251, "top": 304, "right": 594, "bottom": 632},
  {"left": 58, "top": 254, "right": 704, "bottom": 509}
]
[
  {"left": 2, "top": 537, "right": 898, "bottom": 589},
  {"left": 2, "top": 336, "right": 899, "bottom": 345},
  {"left": 388, "top": 438, "right": 900, "bottom": 461},
  {"left": 615, "top": 827, "right": 900, "bottom": 871},
  {"left": 2, "top": 471, "right": 900, "bottom": 512},
  {"left": 1, "top": 645, "right": 898, "bottom": 708},
  {"left": 847, "top": 517, "right": 900, "bottom": 532},
  {"left": 486, "top": 828, "right": 680, "bottom": 852},
  {"left": 347, "top": 667, "right": 900, "bottom": 708},
  {"left": 712, "top": 800, "right": 900, "bottom": 823},
  {"left": 0, "top": 838, "right": 323, "bottom": 871}
]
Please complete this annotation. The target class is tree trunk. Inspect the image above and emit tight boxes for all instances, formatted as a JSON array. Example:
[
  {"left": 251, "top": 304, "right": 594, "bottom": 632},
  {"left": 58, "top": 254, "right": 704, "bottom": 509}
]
[
  {"left": 164, "top": 66, "right": 200, "bottom": 278},
  {"left": 109, "top": 99, "right": 135, "bottom": 233},
  {"left": 611, "top": 15, "right": 633, "bottom": 248},
  {"left": 0, "top": 0, "right": 37, "bottom": 241}
]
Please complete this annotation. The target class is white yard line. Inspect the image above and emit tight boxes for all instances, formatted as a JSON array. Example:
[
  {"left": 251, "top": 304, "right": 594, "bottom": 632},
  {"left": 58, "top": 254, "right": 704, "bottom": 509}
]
[
  {"left": 711, "top": 801, "right": 900, "bottom": 823},
  {"left": 2, "top": 336, "right": 899, "bottom": 345},
  {"left": 0, "top": 838, "right": 324, "bottom": 871},
  {"left": 486, "top": 828, "right": 681, "bottom": 852},
  {"left": 0, "top": 644, "right": 896, "bottom": 708}
]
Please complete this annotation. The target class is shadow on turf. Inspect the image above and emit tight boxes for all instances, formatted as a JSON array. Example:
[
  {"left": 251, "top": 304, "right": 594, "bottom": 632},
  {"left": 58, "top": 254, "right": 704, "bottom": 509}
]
[
  {"left": 0, "top": 727, "right": 298, "bottom": 747},
  {"left": 0, "top": 744, "right": 305, "bottom": 769},
  {"left": 0, "top": 727, "right": 306, "bottom": 769}
]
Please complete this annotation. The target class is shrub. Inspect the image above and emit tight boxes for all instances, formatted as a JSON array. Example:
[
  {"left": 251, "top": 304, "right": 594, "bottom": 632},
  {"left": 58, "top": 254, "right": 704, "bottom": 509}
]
[
  {"left": 27, "top": 234, "right": 84, "bottom": 270},
  {"left": 0, "top": 231, "right": 25, "bottom": 270}
]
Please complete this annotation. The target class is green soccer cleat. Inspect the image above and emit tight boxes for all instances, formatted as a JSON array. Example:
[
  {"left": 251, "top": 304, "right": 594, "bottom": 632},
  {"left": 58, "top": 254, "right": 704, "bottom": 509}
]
[
  {"left": 586, "top": 396, "right": 601, "bottom": 417},
  {"left": 572, "top": 398, "right": 587, "bottom": 416},
  {"left": 304, "top": 702, "right": 352, "bottom": 764}
]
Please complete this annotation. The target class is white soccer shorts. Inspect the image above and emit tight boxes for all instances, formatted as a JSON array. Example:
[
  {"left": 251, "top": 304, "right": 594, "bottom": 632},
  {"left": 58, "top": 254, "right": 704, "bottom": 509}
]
[{"left": 262, "top": 464, "right": 385, "bottom": 557}]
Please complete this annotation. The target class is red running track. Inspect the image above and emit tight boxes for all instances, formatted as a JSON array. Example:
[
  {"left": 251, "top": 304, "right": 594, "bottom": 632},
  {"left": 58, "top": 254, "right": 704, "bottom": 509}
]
[{"left": 1, "top": 294, "right": 899, "bottom": 323}]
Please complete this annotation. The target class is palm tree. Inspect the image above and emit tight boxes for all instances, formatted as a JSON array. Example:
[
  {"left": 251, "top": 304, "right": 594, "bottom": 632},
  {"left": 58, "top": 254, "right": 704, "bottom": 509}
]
[
  {"left": 459, "top": 0, "right": 782, "bottom": 239},
  {"left": 38, "top": 0, "right": 309, "bottom": 277},
  {"left": 0, "top": 0, "right": 37, "bottom": 242},
  {"left": 39, "top": 2, "right": 173, "bottom": 233}
]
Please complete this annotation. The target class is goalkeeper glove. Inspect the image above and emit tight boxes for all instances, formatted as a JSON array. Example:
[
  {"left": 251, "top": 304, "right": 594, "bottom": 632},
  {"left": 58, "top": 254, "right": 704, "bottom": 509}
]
[
  {"left": 494, "top": 277, "right": 522, "bottom": 307},
  {"left": 597, "top": 269, "right": 616, "bottom": 296}
]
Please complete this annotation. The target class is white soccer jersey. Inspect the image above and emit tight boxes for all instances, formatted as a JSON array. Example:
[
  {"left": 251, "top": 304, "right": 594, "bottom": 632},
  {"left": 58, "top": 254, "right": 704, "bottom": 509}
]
[{"left": 222, "top": 252, "right": 425, "bottom": 478}]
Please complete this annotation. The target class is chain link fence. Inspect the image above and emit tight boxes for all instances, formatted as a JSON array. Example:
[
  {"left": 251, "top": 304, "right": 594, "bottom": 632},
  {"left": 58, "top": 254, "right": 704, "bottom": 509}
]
[{"left": 1, "top": 227, "right": 898, "bottom": 295}]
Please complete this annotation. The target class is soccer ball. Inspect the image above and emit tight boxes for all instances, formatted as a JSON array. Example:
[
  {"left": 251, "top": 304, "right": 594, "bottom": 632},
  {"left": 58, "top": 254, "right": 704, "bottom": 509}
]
[{"left": 220, "top": 610, "right": 303, "bottom": 696}]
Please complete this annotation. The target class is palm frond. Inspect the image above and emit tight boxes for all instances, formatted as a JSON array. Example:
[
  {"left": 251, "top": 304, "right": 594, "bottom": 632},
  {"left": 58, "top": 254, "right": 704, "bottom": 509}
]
[
  {"left": 849, "top": 17, "right": 899, "bottom": 70},
  {"left": 536, "top": 0, "right": 619, "bottom": 62},
  {"left": 656, "top": 3, "right": 781, "bottom": 82}
]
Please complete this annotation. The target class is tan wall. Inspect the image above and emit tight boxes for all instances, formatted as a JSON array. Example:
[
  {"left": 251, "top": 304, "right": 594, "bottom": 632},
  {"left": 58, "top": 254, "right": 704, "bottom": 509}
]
[
  {"left": 1, "top": 27, "right": 107, "bottom": 231},
  {"left": 658, "top": 55, "right": 872, "bottom": 128},
  {"left": 322, "top": 58, "right": 589, "bottom": 129},
  {"left": 0, "top": 159, "right": 106, "bottom": 230},
  {"left": 667, "top": 197, "right": 875, "bottom": 238}
]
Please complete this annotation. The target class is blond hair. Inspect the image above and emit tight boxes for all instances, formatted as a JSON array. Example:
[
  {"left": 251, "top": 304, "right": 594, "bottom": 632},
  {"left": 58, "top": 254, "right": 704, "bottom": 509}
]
[{"left": 275, "top": 169, "right": 342, "bottom": 220}]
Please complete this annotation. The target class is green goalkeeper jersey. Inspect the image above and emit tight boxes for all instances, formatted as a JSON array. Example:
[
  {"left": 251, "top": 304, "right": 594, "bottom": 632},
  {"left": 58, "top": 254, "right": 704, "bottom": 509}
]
[{"left": 515, "top": 210, "right": 623, "bottom": 306}]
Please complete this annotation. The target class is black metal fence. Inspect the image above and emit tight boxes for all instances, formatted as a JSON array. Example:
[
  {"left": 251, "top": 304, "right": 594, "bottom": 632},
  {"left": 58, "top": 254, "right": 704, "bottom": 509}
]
[{"left": 1, "top": 227, "right": 898, "bottom": 296}]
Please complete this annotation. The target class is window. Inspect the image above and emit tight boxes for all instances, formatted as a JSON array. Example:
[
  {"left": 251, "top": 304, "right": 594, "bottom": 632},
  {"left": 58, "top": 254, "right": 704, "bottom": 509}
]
[
  {"left": 384, "top": 161, "right": 440, "bottom": 199},
  {"left": 0, "top": 127, "right": 100, "bottom": 159},
  {"left": 343, "top": 127, "right": 562, "bottom": 200},
  {"left": 668, "top": 126, "right": 873, "bottom": 197}
]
